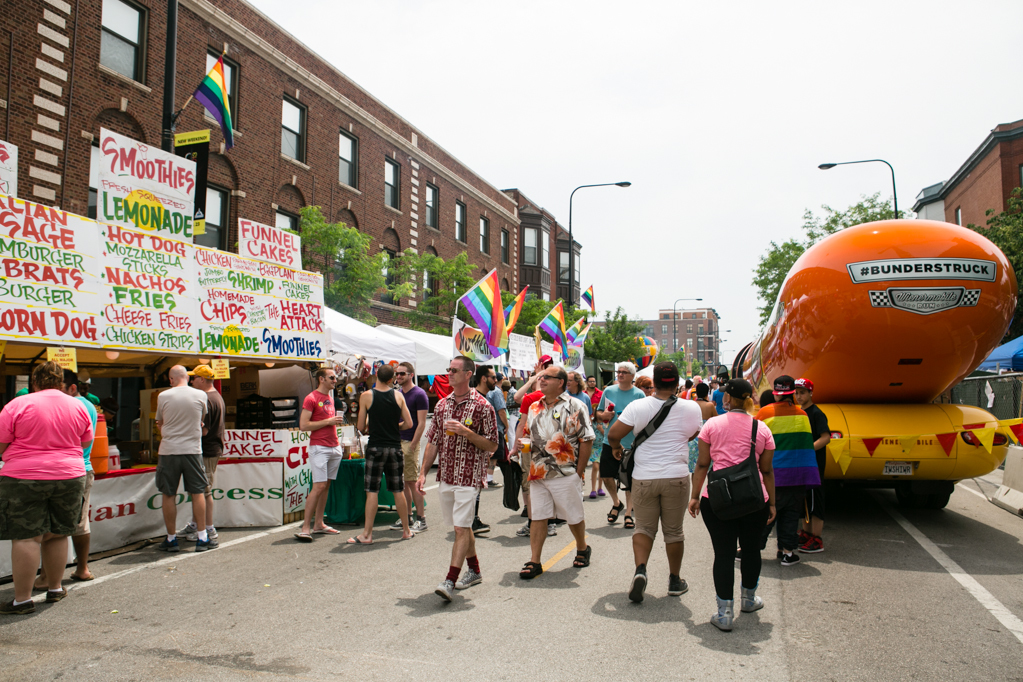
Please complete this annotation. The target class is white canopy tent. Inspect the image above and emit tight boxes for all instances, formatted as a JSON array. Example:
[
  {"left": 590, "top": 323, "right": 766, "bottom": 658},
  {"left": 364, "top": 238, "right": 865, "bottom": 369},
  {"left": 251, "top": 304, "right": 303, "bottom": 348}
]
[
  {"left": 325, "top": 309, "right": 416, "bottom": 363},
  {"left": 376, "top": 325, "right": 452, "bottom": 375}
]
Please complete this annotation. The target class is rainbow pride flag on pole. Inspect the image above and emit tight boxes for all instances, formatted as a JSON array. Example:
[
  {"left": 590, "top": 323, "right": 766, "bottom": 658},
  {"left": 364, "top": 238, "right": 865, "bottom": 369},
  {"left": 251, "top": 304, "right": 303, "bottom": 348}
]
[
  {"left": 566, "top": 318, "right": 591, "bottom": 347},
  {"left": 194, "top": 55, "right": 234, "bottom": 150},
  {"left": 499, "top": 285, "right": 529, "bottom": 349},
  {"left": 459, "top": 269, "right": 506, "bottom": 354},
  {"left": 538, "top": 301, "right": 569, "bottom": 361},
  {"left": 581, "top": 285, "right": 595, "bottom": 312}
]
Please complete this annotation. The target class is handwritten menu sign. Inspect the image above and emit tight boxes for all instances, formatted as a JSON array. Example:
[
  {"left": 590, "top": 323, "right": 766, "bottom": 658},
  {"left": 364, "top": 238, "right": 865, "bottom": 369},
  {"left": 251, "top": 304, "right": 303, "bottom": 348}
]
[
  {"left": 97, "top": 128, "right": 196, "bottom": 240},
  {"left": 101, "top": 224, "right": 197, "bottom": 352},
  {"left": 0, "top": 196, "right": 102, "bottom": 345},
  {"left": 238, "top": 219, "right": 302, "bottom": 270},
  {"left": 195, "top": 246, "right": 324, "bottom": 361}
]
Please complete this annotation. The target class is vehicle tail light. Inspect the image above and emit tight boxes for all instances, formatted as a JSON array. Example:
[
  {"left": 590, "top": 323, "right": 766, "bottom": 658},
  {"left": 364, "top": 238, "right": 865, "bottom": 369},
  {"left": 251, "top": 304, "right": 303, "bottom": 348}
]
[{"left": 961, "top": 431, "right": 1008, "bottom": 446}]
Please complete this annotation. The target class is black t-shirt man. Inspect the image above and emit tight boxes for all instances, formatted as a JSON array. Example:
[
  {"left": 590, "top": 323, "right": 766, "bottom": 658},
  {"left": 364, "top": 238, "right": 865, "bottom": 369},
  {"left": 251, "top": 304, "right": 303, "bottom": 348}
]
[{"left": 803, "top": 403, "right": 829, "bottom": 476}]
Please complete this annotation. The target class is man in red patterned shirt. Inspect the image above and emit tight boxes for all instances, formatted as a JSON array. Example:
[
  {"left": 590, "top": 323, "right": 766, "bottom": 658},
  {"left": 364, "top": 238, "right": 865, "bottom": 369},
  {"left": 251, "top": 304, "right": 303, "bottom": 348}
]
[{"left": 418, "top": 356, "right": 499, "bottom": 602}]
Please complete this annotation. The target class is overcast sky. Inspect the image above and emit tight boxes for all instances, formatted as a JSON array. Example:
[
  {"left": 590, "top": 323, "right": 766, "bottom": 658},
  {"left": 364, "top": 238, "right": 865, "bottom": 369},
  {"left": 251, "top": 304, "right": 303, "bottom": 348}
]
[{"left": 249, "top": 0, "right": 1023, "bottom": 365}]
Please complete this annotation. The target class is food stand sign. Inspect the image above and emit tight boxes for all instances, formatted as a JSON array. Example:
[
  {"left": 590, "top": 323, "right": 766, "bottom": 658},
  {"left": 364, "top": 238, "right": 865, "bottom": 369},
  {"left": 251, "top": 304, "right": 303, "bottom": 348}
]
[
  {"left": 238, "top": 218, "right": 301, "bottom": 270},
  {"left": 211, "top": 358, "right": 230, "bottom": 379},
  {"left": 46, "top": 346, "right": 77, "bottom": 371},
  {"left": 97, "top": 128, "right": 196, "bottom": 240},
  {"left": 0, "top": 139, "right": 17, "bottom": 197}
]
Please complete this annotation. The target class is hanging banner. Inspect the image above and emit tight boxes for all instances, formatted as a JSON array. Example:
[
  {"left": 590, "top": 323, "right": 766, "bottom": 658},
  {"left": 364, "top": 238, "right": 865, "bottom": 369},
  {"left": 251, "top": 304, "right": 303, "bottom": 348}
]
[
  {"left": 97, "top": 128, "right": 196, "bottom": 240},
  {"left": 194, "top": 246, "right": 325, "bottom": 360},
  {"left": 238, "top": 218, "right": 302, "bottom": 270},
  {"left": 506, "top": 332, "right": 556, "bottom": 371},
  {"left": 0, "top": 139, "right": 17, "bottom": 197},
  {"left": 282, "top": 430, "right": 313, "bottom": 514},
  {"left": 100, "top": 223, "right": 197, "bottom": 353},
  {"left": 173, "top": 129, "right": 209, "bottom": 237},
  {"left": 452, "top": 317, "right": 495, "bottom": 362},
  {"left": 0, "top": 195, "right": 103, "bottom": 346}
]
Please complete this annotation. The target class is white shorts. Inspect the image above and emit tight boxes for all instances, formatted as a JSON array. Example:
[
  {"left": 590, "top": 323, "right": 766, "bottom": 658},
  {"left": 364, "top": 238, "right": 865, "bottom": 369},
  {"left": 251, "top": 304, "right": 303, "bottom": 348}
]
[
  {"left": 530, "top": 475, "right": 585, "bottom": 525},
  {"left": 309, "top": 444, "right": 343, "bottom": 483},
  {"left": 439, "top": 482, "right": 480, "bottom": 528}
]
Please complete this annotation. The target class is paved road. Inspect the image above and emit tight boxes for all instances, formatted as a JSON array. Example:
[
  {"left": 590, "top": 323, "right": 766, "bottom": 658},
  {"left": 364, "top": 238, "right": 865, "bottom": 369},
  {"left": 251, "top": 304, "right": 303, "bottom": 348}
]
[{"left": 2, "top": 469, "right": 1022, "bottom": 681}]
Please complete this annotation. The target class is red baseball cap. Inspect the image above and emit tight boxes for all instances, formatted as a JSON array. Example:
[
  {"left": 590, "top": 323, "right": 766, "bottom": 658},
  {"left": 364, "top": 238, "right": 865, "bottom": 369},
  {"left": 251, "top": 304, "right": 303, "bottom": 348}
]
[
  {"left": 539, "top": 354, "right": 554, "bottom": 367},
  {"left": 795, "top": 377, "right": 814, "bottom": 392}
]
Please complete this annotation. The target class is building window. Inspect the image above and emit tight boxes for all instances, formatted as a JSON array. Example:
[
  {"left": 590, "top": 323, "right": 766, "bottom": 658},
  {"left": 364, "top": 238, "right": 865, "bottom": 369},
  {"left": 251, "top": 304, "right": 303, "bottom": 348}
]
[
  {"left": 1019, "top": 164, "right": 1023, "bottom": 190},
  {"left": 661, "top": 314, "right": 668, "bottom": 319},
  {"left": 384, "top": 159, "right": 400, "bottom": 210},
  {"left": 687, "top": 324, "right": 693, "bottom": 333},
  {"left": 542, "top": 291, "right": 550, "bottom": 302},
  {"left": 575, "top": 254, "right": 580, "bottom": 283},
  {"left": 206, "top": 51, "right": 238, "bottom": 124},
  {"left": 381, "top": 250, "right": 397, "bottom": 305},
  {"left": 455, "top": 202, "right": 466, "bottom": 242},
  {"left": 559, "top": 251, "right": 569, "bottom": 282},
  {"left": 88, "top": 144, "right": 101, "bottom": 219},
  {"left": 338, "top": 131, "right": 358, "bottom": 188},
  {"left": 687, "top": 338, "right": 693, "bottom": 349},
  {"left": 275, "top": 210, "right": 298, "bottom": 232},
  {"left": 523, "top": 227, "right": 537, "bottom": 265},
  {"left": 195, "top": 186, "right": 228, "bottom": 250},
  {"left": 425, "top": 183, "right": 438, "bottom": 228},
  {"left": 479, "top": 217, "right": 490, "bottom": 255},
  {"left": 101, "top": 0, "right": 145, "bottom": 81},
  {"left": 955, "top": 206, "right": 962, "bottom": 225},
  {"left": 501, "top": 229, "right": 509, "bottom": 264},
  {"left": 541, "top": 229, "right": 549, "bottom": 270},
  {"left": 281, "top": 97, "right": 306, "bottom": 161},
  {"left": 422, "top": 268, "right": 435, "bottom": 302},
  {"left": 662, "top": 324, "right": 668, "bottom": 333},
  {"left": 698, "top": 324, "right": 704, "bottom": 334}
]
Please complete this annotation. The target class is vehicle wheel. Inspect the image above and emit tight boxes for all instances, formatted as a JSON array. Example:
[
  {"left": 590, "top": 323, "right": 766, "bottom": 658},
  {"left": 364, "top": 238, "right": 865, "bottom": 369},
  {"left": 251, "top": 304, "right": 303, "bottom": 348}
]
[
  {"left": 924, "top": 490, "right": 951, "bottom": 509},
  {"left": 895, "top": 483, "right": 923, "bottom": 508}
]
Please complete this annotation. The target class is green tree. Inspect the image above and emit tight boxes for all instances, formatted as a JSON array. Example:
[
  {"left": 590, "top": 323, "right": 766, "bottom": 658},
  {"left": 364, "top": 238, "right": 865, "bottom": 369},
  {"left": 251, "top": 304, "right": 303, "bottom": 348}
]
[
  {"left": 385, "top": 249, "right": 481, "bottom": 333},
  {"left": 753, "top": 193, "right": 899, "bottom": 325},
  {"left": 968, "top": 187, "right": 1023, "bottom": 341},
  {"left": 584, "top": 307, "right": 645, "bottom": 362},
  {"left": 498, "top": 294, "right": 587, "bottom": 340},
  {"left": 296, "top": 206, "right": 385, "bottom": 324},
  {"left": 653, "top": 350, "right": 708, "bottom": 378}
]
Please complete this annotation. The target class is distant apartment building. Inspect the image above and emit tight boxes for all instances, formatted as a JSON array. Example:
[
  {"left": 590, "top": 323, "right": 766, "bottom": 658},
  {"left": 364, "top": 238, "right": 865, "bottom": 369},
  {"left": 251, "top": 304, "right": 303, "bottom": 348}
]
[
  {"left": 913, "top": 118, "right": 1023, "bottom": 228},
  {"left": 636, "top": 308, "right": 722, "bottom": 367}
]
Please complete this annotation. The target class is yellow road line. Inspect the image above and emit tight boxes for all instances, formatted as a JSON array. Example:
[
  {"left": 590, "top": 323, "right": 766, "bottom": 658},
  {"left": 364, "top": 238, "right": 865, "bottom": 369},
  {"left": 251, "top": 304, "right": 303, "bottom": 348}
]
[{"left": 542, "top": 533, "right": 588, "bottom": 571}]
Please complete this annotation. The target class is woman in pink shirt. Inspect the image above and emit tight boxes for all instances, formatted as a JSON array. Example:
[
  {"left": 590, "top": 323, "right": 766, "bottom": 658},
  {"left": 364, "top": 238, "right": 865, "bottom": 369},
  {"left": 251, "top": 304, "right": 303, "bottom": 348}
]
[
  {"left": 0, "top": 361, "right": 94, "bottom": 615},
  {"left": 688, "top": 379, "right": 775, "bottom": 632}
]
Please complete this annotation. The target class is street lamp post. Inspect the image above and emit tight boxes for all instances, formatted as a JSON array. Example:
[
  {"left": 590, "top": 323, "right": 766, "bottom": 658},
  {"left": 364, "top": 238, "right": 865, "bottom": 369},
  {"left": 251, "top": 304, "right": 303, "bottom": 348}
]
[
  {"left": 568, "top": 182, "right": 631, "bottom": 305},
  {"left": 672, "top": 297, "right": 703, "bottom": 354},
  {"left": 818, "top": 159, "right": 898, "bottom": 218}
]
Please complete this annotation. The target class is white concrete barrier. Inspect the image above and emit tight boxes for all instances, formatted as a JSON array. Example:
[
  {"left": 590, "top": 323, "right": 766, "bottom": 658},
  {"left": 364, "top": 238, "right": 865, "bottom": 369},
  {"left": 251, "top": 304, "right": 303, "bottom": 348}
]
[{"left": 993, "top": 445, "right": 1023, "bottom": 516}]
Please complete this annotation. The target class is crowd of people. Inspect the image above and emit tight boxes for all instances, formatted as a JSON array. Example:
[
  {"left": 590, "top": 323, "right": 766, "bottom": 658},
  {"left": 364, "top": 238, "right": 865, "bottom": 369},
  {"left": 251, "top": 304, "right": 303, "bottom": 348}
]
[{"left": 1, "top": 354, "right": 831, "bottom": 633}]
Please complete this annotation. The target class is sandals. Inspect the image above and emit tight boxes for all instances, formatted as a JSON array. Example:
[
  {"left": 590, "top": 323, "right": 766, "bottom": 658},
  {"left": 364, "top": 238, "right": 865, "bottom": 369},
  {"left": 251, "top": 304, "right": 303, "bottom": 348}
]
[
  {"left": 294, "top": 532, "right": 313, "bottom": 542},
  {"left": 519, "top": 561, "right": 543, "bottom": 580},
  {"left": 607, "top": 501, "right": 625, "bottom": 524},
  {"left": 573, "top": 545, "right": 592, "bottom": 568},
  {"left": 624, "top": 515, "right": 636, "bottom": 530}
]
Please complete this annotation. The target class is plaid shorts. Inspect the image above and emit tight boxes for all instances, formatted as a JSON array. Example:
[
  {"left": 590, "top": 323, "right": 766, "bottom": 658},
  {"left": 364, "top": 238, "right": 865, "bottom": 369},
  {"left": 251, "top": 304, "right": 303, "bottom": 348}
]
[
  {"left": 364, "top": 446, "right": 404, "bottom": 494},
  {"left": 0, "top": 475, "right": 86, "bottom": 541}
]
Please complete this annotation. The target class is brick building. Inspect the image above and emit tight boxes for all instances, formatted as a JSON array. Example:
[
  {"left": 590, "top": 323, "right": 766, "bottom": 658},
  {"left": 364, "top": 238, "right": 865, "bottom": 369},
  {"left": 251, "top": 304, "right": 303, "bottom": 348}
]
[
  {"left": 912, "top": 118, "right": 1023, "bottom": 228},
  {"left": 502, "top": 188, "right": 582, "bottom": 304},
  {"left": 0, "top": 0, "right": 520, "bottom": 325},
  {"left": 639, "top": 308, "right": 723, "bottom": 367}
]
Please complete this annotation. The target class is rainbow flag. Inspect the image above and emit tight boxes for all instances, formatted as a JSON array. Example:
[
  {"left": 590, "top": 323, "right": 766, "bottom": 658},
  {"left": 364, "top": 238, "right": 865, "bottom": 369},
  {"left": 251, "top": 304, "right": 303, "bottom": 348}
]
[
  {"left": 459, "top": 269, "right": 506, "bottom": 354},
  {"left": 194, "top": 55, "right": 234, "bottom": 150},
  {"left": 581, "top": 285, "right": 595, "bottom": 312},
  {"left": 538, "top": 301, "right": 569, "bottom": 361},
  {"left": 566, "top": 318, "right": 591, "bottom": 347},
  {"left": 499, "top": 285, "right": 529, "bottom": 349}
]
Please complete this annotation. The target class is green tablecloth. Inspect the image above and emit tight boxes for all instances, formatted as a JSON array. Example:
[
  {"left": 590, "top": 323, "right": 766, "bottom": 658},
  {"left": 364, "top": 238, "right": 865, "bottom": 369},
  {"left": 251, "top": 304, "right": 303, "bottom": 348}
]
[{"left": 323, "top": 458, "right": 396, "bottom": 525}]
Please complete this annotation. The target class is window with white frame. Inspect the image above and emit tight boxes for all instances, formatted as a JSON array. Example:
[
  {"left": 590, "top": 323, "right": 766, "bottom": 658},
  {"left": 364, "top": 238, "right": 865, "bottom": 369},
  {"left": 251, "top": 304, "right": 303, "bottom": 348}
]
[
  {"left": 101, "top": 0, "right": 146, "bottom": 81},
  {"left": 281, "top": 97, "right": 306, "bottom": 161},
  {"left": 338, "top": 131, "right": 358, "bottom": 188},
  {"left": 455, "top": 202, "right": 466, "bottom": 242},
  {"left": 523, "top": 227, "right": 537, "bottom": 265},
  {"left": 384, "top": 159, "right": 400, "bottom": 209}
]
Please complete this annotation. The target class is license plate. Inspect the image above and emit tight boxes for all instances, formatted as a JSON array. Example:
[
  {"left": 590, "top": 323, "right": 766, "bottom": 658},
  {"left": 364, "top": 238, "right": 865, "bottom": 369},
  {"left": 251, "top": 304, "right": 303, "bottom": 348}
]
[{"left": 883, "top": 461, "right": 913, "bottom": 476}]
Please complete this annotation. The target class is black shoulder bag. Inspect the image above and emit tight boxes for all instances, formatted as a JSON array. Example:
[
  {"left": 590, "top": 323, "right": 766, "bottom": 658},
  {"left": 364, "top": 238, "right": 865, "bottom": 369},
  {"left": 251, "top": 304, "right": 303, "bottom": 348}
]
[
  {"left": 706, "top": 417, "right": 766, "bottom": 520},
  {"left": 618, "top": 396, "right": 677, "bottom": 490}
]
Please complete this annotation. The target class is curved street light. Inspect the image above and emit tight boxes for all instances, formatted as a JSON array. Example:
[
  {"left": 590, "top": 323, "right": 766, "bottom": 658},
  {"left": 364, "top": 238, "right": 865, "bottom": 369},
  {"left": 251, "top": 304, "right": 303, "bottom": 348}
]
[
  {"left": 568, "top": 182, "right": 631, "bottom": 304},
  {"left": 818, "top": 159, "right": 898, "bottom": 218}
]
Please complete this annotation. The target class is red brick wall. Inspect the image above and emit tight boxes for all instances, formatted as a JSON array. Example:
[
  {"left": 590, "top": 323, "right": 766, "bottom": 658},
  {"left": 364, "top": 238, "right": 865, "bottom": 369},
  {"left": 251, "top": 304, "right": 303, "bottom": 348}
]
[
  {"left": 0, "top": 0, "right": 518, "bottom": 326},
  {"left": 943, "top": 152, "right": 1002, "bottom": 228}
]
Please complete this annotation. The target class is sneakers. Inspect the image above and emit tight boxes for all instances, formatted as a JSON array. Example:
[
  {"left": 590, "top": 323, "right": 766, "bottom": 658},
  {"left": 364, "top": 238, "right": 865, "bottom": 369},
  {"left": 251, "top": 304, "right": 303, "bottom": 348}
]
[
  {"left": 195, "top": 537, "right": 219, "bottom": 552},
  {"left": 411, "top": 518, "right": 428, "bottom": 533},
  {"left": 797, "top": 529, "right": 812, "bottom": 545},
  {"left": 157, "top": 538, "right": 180, "bottom": 552},
  {"left": 389, "top": 518, "right": 406, "bottom": 530},
  {"left": 515, "top": 523, "right": 530, "bottom": 537},
  {"left": 780, "top": 552, "right": 800, "bottom": 566},
  {"left": 711, "top": 596, "right": 734, "bottom": 631},
  {"left": 0, "top": 599, "right": 35, "bottom": 615},
  {"left": 547, "top": 524, "right": 557, "bottom": 537},
  {"left": 667, "top": 575, "right": 689, "bottom": 596},
  {"left": 487, "top": 480, "right": 503, "bottom": 489},
  {"left": 45, "top": 588, "right": 68, "bottom": 603},
  {"left": 471, "top": 518, "right": 490, "bottom": 535},
  {"left": 799, "top": 536, "right": 824, "bottom": 554},
  {"left": 740, "top": 585, "right": 764, "bottom": 613},
  {"left": 628, "top": 568, "right": 647, "bottom": 603},
  {"left": 179, "top": 522, "right": 219, "bottom": 542},
  {"left": 455, "top": 569, "right": 482, "bottom": 590},
  {"left": 435, "top": 579, "right": 455, "bottom": 602}
]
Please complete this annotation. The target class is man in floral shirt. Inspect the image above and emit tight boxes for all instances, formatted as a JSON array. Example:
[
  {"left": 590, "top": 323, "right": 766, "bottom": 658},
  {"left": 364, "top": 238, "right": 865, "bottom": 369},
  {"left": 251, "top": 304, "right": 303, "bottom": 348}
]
[
  {"left": 418, "top": 356, "right": 499, "bottom": 601},
  {"left": 519, "top": 366, "right": 595, "bottom": 579}
]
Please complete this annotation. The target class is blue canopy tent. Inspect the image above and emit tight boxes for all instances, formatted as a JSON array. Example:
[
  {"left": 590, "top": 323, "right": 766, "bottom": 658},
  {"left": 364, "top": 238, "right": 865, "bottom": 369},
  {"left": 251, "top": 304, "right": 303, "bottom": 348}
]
[{"left": 977, "top": 335, "right": 1023, "bottom": 371}]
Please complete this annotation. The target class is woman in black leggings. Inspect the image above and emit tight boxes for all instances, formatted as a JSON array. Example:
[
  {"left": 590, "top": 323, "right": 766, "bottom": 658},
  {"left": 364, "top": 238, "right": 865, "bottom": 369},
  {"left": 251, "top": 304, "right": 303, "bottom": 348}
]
[{"left": 688, "top": 379, "right": 776, "bottom": 632}]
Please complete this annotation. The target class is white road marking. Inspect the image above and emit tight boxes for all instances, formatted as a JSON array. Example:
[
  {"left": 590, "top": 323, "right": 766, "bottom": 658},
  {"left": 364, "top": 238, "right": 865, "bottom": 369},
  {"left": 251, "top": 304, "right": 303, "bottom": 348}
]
[{"left": 878, "top": 495, "right": 1023, "bottom": 645}]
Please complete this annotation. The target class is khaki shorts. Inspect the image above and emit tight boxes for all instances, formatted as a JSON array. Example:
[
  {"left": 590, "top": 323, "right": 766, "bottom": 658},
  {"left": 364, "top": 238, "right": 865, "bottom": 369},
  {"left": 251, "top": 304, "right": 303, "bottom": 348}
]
[
  {"left": 400, "top": 439, "right": 420, "bottom": 483},
  {"left": 74, "top": 471, "right": 95, "bottom": 536},
  {"left": 529, "top": 475, "right": 585, "bottom": 525},
  {"left": 0, "top": 475, "right": 86, "bottom": 540},
  {"left": 439, "top": 482, "right": 479, "bottom": 528},
  {"left": 203, "top": 456, "right": 219, "bottom": 495},
  {"left": 631, "top": 477, "right": 690, "bottom": 544}
]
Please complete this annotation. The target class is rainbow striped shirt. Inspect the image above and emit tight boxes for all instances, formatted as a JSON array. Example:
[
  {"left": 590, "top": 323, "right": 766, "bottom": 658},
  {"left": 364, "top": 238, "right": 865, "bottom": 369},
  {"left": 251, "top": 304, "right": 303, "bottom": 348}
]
[{"left": 755, "top": 402, "right": 821, "bottom": 487}]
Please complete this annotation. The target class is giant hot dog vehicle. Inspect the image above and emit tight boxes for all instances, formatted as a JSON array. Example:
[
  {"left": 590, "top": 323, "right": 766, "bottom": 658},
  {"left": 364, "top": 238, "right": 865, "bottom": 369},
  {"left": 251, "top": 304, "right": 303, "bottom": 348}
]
[{"left": 734, "top": 219, "right": 1019, "bottom": 508}]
